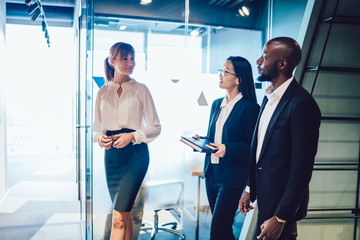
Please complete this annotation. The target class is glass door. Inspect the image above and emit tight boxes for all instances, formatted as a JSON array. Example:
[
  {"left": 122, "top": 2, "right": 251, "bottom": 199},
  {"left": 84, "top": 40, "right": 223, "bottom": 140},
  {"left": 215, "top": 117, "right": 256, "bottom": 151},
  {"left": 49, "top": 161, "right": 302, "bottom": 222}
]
[
  {"left": 76, "top": 0, "right": 94, "bottom": 239},
  {"left": 79, "top": 0, "right": 267, "bottom": 239}
]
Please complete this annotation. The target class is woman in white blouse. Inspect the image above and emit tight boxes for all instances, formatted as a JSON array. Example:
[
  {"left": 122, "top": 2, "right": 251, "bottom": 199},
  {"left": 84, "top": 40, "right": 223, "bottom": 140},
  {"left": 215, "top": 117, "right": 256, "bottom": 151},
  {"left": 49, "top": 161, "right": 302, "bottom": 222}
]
[{"left": 93, "top": 42, "right": 161, "bottom": 240}]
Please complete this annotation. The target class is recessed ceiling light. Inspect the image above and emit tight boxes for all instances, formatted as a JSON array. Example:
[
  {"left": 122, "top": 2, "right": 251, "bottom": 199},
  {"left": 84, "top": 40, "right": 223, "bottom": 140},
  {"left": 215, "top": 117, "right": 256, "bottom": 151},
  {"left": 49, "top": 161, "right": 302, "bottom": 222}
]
[
  {"left": 238, "top": 8, "right": 245, "bottom": 17},
  {"left": 242, "top": 6, "right": 250, "bottom": 16},
  {"left": 140, "top": 0, "right": 152, "bottom": 5},
  {"left": 190, "top": 29, "right": 199, "bottom": 37},
  {"left": 119, "top": 25, "right": 127, "bottom": 30}
]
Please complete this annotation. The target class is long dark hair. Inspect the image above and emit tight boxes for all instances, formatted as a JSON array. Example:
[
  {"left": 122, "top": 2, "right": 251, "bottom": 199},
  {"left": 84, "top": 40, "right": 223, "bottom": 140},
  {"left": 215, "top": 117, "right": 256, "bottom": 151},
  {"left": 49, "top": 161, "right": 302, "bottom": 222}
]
[
  {"left": 227, "top": 56, "right": 257, "bottom": 103},
  {"left": 104, "top": 42, "right": 135, "bottom": 82}
]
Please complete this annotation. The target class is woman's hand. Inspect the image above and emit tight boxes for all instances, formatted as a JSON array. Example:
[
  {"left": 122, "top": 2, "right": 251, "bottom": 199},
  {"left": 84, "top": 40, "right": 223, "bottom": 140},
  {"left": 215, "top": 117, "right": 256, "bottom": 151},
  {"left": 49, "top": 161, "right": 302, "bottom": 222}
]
[
  {"left": 210, "top": 143, "right": 225, "bottom": 157},
  {"left": 112, "top": 133, "right": 135, "bottom": 148},
  {"left": 100, "top": 136, "right": 113, "bottom": 150},
  {"left": 194, "top": 134, "right": 200, "bottom": 139}
]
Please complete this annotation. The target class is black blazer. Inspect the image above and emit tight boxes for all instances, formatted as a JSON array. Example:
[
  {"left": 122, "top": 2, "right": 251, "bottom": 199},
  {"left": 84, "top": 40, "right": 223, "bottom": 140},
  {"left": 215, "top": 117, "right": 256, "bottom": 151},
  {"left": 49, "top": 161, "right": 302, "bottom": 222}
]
[
  {"left": 202, "top": 97, "right": 259, "bottom": 189},
  {"left": 249, "top": 79, "right": 321, "bottom": 222}
]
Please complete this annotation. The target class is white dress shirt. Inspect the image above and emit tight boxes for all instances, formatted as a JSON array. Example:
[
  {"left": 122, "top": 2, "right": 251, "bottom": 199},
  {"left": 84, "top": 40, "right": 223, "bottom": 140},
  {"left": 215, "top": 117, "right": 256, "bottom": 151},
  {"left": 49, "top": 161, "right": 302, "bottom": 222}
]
[
  {"left": 245, "top": 77, "right": 293, "bottom": 193},
  {"left": 92, "top": 79, "right": 161, "bottom": 145},
  {"left": 211, "top": 92, "right": 243, "bottom": 164},
  {"left": 256, "top": 77, "right": 293, "bottom": 162}
]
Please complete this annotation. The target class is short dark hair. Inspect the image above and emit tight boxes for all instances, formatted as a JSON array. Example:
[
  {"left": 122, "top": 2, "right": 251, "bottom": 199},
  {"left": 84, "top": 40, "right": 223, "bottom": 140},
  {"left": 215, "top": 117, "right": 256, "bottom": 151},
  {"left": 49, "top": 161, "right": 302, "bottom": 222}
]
[{"left": 267, "top": 37, "right": 302, "bottom": 69}]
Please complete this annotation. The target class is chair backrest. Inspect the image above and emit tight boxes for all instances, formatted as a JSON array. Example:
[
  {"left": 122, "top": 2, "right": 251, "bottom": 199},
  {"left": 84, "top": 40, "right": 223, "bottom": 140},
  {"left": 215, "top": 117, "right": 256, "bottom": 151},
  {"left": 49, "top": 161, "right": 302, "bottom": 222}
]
[{"left": 143, "top": 179, "right": 184, "bottom": 210}]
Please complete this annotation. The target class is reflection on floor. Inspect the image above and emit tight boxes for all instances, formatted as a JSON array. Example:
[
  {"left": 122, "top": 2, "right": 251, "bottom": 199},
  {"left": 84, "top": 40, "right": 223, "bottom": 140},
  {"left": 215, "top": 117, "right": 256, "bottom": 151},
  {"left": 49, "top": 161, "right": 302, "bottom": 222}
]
[
  {"left": 0, "top": 154, "right": 243, "bottom": 239},
  {"left": 139, "top": 206, "right": 212, "bottom": 240},
  {"left": 0, "top": 181, "right": 81, "bottom": 240},
  {"left": 0, "top": 155, "right": 82, "bottom": 239},
  {"left": 94, "top": 206, "right": 213, "bottom": 240}
]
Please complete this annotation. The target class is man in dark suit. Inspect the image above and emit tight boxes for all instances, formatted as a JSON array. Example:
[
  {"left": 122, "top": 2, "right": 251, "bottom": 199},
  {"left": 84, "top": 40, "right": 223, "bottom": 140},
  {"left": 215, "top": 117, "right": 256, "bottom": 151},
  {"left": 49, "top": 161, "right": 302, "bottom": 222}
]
[{"left": 239, "top": 37, "right": 321, "bottom": 240}]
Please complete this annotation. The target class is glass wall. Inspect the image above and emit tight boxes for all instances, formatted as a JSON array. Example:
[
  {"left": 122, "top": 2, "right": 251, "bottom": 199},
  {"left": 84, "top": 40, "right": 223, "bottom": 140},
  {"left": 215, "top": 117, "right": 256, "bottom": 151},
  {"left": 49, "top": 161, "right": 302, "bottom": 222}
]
[
  {"left": 296, "top": 0, "right": 360, "bottom": 239},
  {"left": 87, "top": 0, "right": 266, "bottom": 239},
  {"left": 3, "top": 24, "right": 80, "bottom": 239}
]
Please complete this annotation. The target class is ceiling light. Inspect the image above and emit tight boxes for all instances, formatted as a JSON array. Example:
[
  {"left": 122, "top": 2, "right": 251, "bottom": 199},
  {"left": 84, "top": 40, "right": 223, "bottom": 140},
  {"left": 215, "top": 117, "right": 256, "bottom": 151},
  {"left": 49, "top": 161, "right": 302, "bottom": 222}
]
[
  {"left": 238, "top": 0, "right": 251, "bottom": 17},
  {"left": 190, "top": 29, "right": 199, "bottom": 37},
  {"left": 140, "top": 0, "right": 152, "bottom": 5},
  {"left": 238, "top": 8, "right": 245, "bottom": 17},
  {"left": 119, "top": 25, "right": 127, "bottom": 30},
  {"left": 242, "top": 6, "right": 250, "bottom": 16}
]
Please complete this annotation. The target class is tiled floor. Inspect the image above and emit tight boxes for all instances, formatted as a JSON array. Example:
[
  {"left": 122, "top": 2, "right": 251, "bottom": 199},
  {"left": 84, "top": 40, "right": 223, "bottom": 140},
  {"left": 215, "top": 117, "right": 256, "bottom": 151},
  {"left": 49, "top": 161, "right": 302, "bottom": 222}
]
[
  {"left": 0, "top": 155, "right": 82, "bottom": 240},
  {"left": 0, "top": 154, "right": 245, "bottom": 240},
  {"left": 0, "top": 154, "right": 212, "bottom": 240}
]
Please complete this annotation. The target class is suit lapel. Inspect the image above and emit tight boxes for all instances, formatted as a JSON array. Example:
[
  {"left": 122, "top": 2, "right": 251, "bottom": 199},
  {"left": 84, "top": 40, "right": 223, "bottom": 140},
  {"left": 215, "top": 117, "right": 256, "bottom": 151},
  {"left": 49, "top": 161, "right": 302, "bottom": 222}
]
[
  {"left": 250, "top": 96, "right": 268, "bottom": 161},
  {"left": 208, "top": 99, "right": 222, "bottom": 139},
  {"left": 258, "top": 80, "right": 298, "bottom": 162}
]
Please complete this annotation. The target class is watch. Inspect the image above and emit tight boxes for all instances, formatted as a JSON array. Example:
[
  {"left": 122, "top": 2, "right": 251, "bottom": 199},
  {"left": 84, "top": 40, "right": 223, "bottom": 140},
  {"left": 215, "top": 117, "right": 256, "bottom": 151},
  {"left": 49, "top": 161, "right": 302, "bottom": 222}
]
[{"left": 274, "top": 216, "right": 286, "bottom": 223}]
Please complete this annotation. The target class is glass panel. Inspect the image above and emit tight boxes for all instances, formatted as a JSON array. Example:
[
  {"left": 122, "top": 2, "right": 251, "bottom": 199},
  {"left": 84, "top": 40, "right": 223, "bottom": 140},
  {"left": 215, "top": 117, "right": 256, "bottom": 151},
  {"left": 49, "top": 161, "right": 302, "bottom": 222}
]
[
  {"left": 321, "top": 24, "right": 360, "bottom": 68},
  {"left": 307, "top": 24, "right": 330, "bottom": 68},
  {"left": 181, "top": 24, "right": 263, "bottom": 220},
  {"left": 309, "top": 170, "right": 357, "bottom": 209},
  {"left": 337, "top": 0, "right": 360, "bottom": 17},
  {"left": 302, "top": 71, "right": 360, "bottom": 117},
  {"left": 4, "top": 24, "right": 80, "bottom": 238},
  {"left": 316, "top": 121, "right": 360, "bottom": 163},
  {"left": 308, "top": 24, "right": 360, "bottom": 68},
  {"left": 76, "top": 0, "right": 94, "bottom": 238},
  {"left": 298, "top": 218, "right": 355, "bottom": 240},
  {"left": 92, "top": 2, "right": 187, "bottom": 238}
]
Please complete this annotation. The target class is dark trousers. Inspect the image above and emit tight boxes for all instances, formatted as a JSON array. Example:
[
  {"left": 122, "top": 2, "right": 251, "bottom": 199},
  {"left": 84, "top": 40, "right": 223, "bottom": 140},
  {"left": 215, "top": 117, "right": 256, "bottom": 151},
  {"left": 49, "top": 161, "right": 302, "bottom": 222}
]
[
  {"left": 253, "top": 218, "right": 298, "bottom": 240},
  {"left": 205, "top": 164, "right": 243, "bottom": 240}
]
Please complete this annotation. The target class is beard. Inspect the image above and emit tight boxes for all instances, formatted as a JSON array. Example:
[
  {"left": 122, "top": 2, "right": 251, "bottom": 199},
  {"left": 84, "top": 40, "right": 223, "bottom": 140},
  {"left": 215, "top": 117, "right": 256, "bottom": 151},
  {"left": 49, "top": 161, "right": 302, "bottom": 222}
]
[
  {"left": 256, "top": 62, "right": 278, "bottom": 82},
  {"left": 257, "top": 73, "right": 273, "bottom": 82}
]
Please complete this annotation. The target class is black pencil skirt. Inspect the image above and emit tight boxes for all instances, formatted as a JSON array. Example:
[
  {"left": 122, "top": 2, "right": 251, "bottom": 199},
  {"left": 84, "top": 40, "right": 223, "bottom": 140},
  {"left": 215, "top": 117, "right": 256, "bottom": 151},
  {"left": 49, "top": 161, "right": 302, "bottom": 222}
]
[{"left": 105, "top": 129, "right": 149, "bottom": 212}]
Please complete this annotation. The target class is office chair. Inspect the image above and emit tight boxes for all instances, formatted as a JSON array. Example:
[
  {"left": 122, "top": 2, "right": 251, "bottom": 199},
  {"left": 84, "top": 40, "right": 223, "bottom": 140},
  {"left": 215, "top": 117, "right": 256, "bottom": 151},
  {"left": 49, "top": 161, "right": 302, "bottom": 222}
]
[{"left": 140, "top": 179, "right": 186, "bottom": 240}]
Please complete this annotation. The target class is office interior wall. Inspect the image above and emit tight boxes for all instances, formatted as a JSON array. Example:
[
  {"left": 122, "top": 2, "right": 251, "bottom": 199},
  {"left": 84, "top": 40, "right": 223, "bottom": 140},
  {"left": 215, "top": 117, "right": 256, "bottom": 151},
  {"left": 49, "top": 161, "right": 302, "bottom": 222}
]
[
  {"left": 271, "top": 0, "right": 309, "bottom": 40},
  {"left": 0, "top": 0, "right": 7, "bottom": 201}
]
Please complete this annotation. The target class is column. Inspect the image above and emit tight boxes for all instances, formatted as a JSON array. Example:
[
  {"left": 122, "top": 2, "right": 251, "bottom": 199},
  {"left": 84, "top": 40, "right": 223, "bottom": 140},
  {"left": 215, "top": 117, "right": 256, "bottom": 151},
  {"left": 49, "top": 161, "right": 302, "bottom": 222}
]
[{"left": 0, "top": 0, "right": 7, "bottom": 201}]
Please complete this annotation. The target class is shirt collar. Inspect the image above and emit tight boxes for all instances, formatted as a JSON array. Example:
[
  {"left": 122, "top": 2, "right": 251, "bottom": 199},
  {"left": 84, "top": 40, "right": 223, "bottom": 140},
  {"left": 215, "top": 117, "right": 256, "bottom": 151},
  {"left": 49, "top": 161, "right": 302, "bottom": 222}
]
[
  {"left": 220, "top": 92, "right": 243, "bottom": 108},
  {"left": 109, "top": 78, "right": 135, "bottom": 89},
  {"left": 265, "top": 77, "right": 293, "bottom": 105}
]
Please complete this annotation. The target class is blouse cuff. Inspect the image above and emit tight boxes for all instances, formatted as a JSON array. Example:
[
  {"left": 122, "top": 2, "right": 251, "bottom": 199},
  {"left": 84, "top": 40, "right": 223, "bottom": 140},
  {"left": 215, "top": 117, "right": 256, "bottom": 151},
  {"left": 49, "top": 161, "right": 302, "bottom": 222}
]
[
  {"left": 133, "top": 130, "right": 146, "bottom": 144},
  {"left": 245, "top": 186, "right": 250, "bottom": 193},
  {"left": 93, "top": 133, "right": 105, "bottom": 148}
]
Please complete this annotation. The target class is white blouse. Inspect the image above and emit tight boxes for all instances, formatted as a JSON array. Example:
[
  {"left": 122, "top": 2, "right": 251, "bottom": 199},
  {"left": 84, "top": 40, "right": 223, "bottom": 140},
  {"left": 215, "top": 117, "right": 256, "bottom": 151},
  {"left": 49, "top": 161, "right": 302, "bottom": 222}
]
[
  {"left": 211, "top": 92, "right": 243, "bottom": 164},
  {"left": 92, "top": 79, "right": 161, "bottom": 144}
]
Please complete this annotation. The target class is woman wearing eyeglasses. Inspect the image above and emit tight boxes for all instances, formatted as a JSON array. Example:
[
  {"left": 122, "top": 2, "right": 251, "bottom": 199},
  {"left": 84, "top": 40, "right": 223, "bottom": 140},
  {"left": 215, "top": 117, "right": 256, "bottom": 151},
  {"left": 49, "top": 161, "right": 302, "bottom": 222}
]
[{"left": 197, "top": 56, "right": 259, "bottom": 239}]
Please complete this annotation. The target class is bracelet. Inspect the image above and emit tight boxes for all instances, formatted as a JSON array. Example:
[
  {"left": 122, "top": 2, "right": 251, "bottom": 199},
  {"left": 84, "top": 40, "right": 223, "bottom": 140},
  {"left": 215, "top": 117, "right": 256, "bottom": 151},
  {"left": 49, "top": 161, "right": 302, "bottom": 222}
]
[{"left": 274, "top": 216, "right": 286, "bottom": 223}]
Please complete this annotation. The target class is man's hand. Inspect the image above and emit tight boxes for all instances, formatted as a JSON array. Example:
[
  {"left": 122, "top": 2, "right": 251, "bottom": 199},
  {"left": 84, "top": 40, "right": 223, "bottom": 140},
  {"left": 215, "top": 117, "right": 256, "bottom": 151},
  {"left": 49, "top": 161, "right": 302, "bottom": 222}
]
[
  {"left": 239, "top": 191, "right": 254, "bottom": 216},
  {"left": 100, "top": 136, "right": 113, "bottom": 150},
  {"left": 112, "top": 133, "right": 135, "bottom": 148},
  {"left": 257, "top": 217, "right": 285, "bottom": 240}
]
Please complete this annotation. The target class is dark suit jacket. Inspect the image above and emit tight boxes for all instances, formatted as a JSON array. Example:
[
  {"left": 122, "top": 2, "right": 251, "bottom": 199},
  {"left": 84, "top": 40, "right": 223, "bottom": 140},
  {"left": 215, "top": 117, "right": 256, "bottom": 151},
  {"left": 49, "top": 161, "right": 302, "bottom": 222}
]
[
  {"left": 202, "top": 97, "right": 260, "bottom": 189},
  {"left": 249, "top": 79, "right": 321, "bottom": 222}
]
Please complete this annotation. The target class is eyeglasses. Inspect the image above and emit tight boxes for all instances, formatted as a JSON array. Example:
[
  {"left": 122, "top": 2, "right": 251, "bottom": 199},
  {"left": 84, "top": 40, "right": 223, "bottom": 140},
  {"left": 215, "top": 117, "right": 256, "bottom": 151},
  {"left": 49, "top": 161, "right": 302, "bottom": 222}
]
[{"left": 218, "top": 69, "right": 236, "bottom": 76}]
